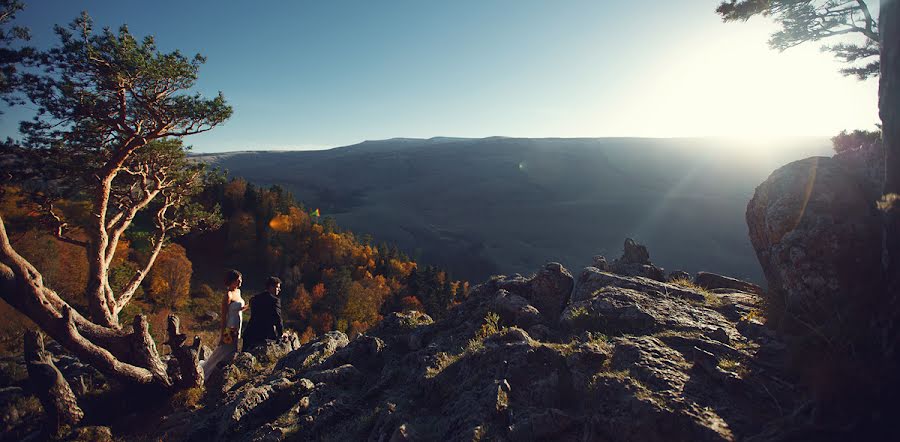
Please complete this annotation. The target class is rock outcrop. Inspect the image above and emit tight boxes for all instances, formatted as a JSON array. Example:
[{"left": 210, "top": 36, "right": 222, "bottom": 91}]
[
  {"left": 746, "top": 156, "right": 882, "bottom": 329},
  {"left": 124, "top": 249, "right": 801, "bottom": 442},
  {"left": 605, "top": 238, "right": 666, "bottom": 282}
]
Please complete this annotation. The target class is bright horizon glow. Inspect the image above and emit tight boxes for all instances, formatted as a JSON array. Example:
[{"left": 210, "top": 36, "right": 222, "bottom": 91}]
[{"left": 0, "top": 1, "right": 880, "bottom": 153}]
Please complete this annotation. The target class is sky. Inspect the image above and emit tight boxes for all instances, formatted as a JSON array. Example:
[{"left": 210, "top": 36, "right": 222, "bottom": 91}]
[{"left": 0, "top": 0, "right": 881, "bottom": 153}]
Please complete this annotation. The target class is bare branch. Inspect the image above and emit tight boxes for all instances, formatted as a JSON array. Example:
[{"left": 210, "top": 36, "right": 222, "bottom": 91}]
[
  {"left": 856, "top": 0, "right": 877, "bottom": 40},
  {"left": 113, "top": 226, "right": 165, "bottom": 315}
]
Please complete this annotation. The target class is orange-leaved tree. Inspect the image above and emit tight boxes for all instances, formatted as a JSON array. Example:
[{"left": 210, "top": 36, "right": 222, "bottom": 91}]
[{"left": 147, "top": 243, "right": 193, "bottom": 310}]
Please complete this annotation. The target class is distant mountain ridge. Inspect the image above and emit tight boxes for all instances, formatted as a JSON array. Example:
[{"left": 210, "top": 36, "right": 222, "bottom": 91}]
[{"left": 195, "top": 136, "right": 832, "bottom": 283}]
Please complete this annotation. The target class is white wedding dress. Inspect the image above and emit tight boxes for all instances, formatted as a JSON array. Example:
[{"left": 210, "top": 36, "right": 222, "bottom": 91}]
[{"left": 200, "top": 296, "right": 245, "bottom": 382}]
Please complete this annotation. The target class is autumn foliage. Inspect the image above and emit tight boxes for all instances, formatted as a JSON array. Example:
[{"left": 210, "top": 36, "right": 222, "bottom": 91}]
[
  {"left": 183, "top": 178, "right": 468, "bottom": 337},
  {"left": 147, "top": 244, "right": 193, "bottom": 309}
]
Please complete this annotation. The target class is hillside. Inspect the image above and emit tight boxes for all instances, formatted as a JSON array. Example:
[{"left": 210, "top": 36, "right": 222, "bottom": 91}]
[{"left": 197, "top": 137, "right": 831, "bottom": 284}]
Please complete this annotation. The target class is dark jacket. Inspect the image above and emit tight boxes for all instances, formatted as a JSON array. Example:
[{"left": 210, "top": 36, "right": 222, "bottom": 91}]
[{"left": 242, "top": 291, "right": 283, "bottom": 351}]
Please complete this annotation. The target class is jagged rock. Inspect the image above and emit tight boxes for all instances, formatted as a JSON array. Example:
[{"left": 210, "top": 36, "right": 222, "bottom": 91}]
[
  {"left": 746, "top": 156, "right": 882, "bottom": 327},
  {"left": 666, "top": 270, "right": 691, "bottom": 282},
  {"left": 368, "top": 403, "right": 404, "bottom": 442},
  {"left": 714, "top": 291, "right": 761, "bottom": 321},
  {"left": 320, "top": 335, "right": 385, "bottom": 371},
  {"left": 527, "top": 262, "right": 574, "bottom": 320},
  {"left": 492, "top": 289, "right": 542, "bottom": 328},
  {"left": 565, "top": 341, "right": 611, "bottom": 388},
  {"left": 608, "top": 239, "right": 666, "bottom": 281},
  {"left": 572, "top": 268, "right": 706, "bottom": 304},
  {"left": 653, "top": 333, "right": 743, "bottom": 366},
  {"left": 611, "top": 336, "right": 691, "bottom": 393},
  {"left": 561, "top": 287, "right": 657, "bottom": 334},
  {"left": 621, "top": 238, "right": 650, "bottom": 264},
  {"left": 591, "top": 255, "right": 610, "bottom": 271},
  {"left": 209, "top": 352, "right": 258, "bottom": 395},
  {"left": 736, "top": 317, "right": 774, "bottom": 342},
  {"left": 695, "top": 272, "right": 763, "bottom": 295},
  {"left": 526, "top": 324, "right": 555, "bottom": 342},
  {"left": 250, "top": 331, "right": 302, "bottom": 364},
  {"left": 131, "top": 265, "right": 797, "bottom": 442},
  {"left": 483, "top": 327, "right": 534, "bottom": 348},
  {"left": 307, "top": 364, "right": 363, "bottom": 385},
  {"left": 583, "top": 374, "right": 735, "bottom": 442},
  {"left": 496, "top": 274, "right": 530, "bottom": 294},
  {"left": 276, "top": 331, "right": 349, "bottom": 371},
  {"left": 487, "top": 263, "right": 574, "bottom": 324},
  {"left": 562, "top": 286, "right": 738, "bottom": 339},
  {"left": 219, "top": 376, "right": 304, "bottom": 436},
  {"left": 706, "top": 328, "right": 731, "bottom": 345},
  {"left": 370, "top": 311, "right": 433, "bottom": 337}
]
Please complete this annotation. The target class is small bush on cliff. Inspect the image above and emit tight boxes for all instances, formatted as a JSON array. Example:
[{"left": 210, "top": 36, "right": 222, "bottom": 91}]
[
  {"left": 831, "top": 129, "right": 881, "bottom": 153},
  {"left": 467, "top": 312, "right": 502, "bottom": 351}
]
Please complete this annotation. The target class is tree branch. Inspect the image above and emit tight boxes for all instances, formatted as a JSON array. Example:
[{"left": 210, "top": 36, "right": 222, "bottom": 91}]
[
  {"left": 104, "top": 165, "right": 161, "bottom": 267},
  {"left": 856, "top": 0, "right": 877, "bottom": 41},
  {"left": 113, "top": 225, "right": 165, "bottom": 315}
]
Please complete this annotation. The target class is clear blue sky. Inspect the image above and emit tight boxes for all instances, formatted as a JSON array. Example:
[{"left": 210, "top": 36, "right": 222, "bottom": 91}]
[{"left": 0, "top": 0, "right": 880, "bottom": 152}]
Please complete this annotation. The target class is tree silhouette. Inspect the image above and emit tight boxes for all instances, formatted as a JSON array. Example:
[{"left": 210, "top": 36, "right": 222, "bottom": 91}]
[{"left": 717, "top": 0, "right": 880, "bottom": 79}]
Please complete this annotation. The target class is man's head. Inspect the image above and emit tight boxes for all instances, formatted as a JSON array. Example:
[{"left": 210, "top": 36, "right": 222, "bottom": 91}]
[{"left": 266, "top": 276, "right": 282, "bottom": 296}]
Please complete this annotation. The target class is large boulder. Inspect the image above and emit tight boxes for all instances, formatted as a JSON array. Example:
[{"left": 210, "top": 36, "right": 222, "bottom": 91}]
[
  {"left": 492, "top": 289, "right": 542, "bottom": 328},
  {"left": 493, "top": 262, "right": 575, "bottom": 321},
  {"left": 746, "top": 156, "right": 882, "bottom": 329},
  {"left": 527, "top": 262, "right": 575, "bottom": 319}
]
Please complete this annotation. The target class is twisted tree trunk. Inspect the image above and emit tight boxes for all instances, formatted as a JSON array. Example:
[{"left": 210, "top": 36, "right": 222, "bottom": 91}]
[
  {"left": 24, "top": 330, "right": 84, "bottom": 436},
  {"left": 1, "top": 215, "right": 201, "bottom": 391}
]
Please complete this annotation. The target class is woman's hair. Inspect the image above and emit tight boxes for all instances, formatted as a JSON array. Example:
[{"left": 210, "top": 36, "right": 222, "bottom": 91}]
[
  {"left": 224, "top": 269, "right": 242, "bottom": 285},
  {"left": 266, "top": 276, "right": 282, "bottom": 288}
]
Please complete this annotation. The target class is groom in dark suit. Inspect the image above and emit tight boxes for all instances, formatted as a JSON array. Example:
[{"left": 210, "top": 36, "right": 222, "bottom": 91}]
[{"left": 242, "top": 276, "right": 284, "bottom": 351}]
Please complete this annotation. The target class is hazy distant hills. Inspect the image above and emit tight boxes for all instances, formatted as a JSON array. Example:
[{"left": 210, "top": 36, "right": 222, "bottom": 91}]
[{"left": 196, "top": 137, "right": 831, "bottom": 284}]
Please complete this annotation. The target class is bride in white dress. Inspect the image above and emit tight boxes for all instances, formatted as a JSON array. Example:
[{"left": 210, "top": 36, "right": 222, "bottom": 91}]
[{"left": 200, "top": 269, "right": 247, "bottom": 382}]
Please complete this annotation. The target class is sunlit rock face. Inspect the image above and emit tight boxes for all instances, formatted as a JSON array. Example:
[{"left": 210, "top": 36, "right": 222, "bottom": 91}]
[{"left": 746, "top": 156, "right": 882, "bottom": 328}]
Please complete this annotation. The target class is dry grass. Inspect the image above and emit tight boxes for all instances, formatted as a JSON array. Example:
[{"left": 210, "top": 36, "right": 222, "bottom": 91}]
[
  {"left": 670, "top": 278, "right": 723, "bottom": 308},
  {"left": 427, "top": 312, "right": 505, "bottom": 378},
  {"left": 718, "top": 357, "right": 749, "bottom": 378},
  {"left": 169, "top": 387, "right": 204, "bottom": 410}
]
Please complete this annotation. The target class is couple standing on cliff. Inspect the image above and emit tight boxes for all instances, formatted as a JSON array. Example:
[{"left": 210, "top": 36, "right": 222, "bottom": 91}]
[{"left": 200, "top": 270, "right": 285, "bottom": 381}]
